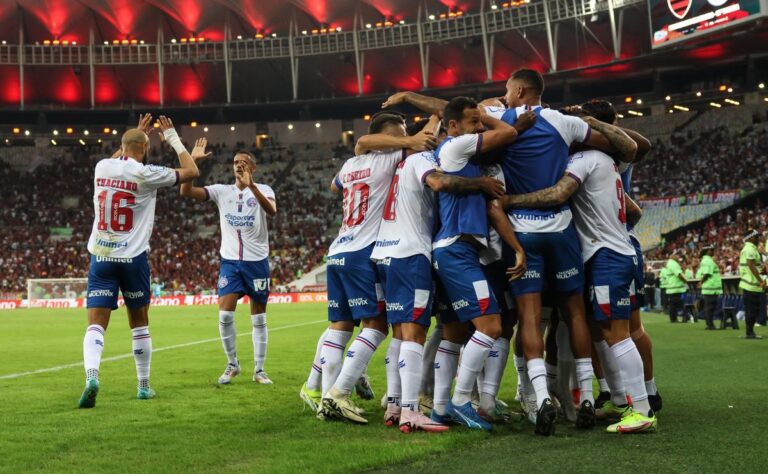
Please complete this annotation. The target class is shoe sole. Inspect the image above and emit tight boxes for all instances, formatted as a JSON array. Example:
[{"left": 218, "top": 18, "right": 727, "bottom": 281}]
[
  {"left": 321, "top": 398, "right": 368, "bottom": 424},
  {"left": 384, "top": 416, "right": 400, "bottom": 427},
  {"left": 78, "top": 385, "right": 99, "bottom": 409},
  {"left": 399, "top": 422, "right": 450, "bottom": 433},
  {"left": 575, "top": 406, "right": 595, "bottom": 429},
  {"left": 535, "top": 404, "right": 557, "bottom": 436},
  {"left": 616, "top": 421, "right": 657, "bottom": 433}
]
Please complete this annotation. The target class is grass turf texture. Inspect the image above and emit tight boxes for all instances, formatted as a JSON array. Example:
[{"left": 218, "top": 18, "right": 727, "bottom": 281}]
[{"left": 1, "top": 303, "right": 766, "bottom": 473}]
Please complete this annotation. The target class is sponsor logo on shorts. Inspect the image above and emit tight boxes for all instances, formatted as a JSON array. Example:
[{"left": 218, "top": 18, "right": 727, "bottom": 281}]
[
  {"left": 218, "top": 276, "right": 229, "bottom": 289},
  {"left": 253, "top": 278, "right": 269, "bottom": 291},
  {"left": 386, "top": 302, "right": 404, "bottom": 312},
  {"left": 123, "top": 290, "right": 145, "bottom": 299},
  {"left": 522, "top": 269, "right": 541, "bottom": 280},
  {"left": 617, "top": 297, "right": 631, "bottom": 307},
  {"left": 88, "top": 289, "right": 114, "bottom": 298},
  {"left": 246, "top": 197, "right": 257, "bottom": 207},
  {"left": 556, "top": 268, "right": 579, "bottom": 280},
  {"left": 327, "top": 257, "right": 346, "bottom": 266},
  {"left": 95, "top": 256, "right": 134, "bottom": 263},
  {"left": 328, "top": 299, "right": 340, "bottom": 308},
  {"left": 452, "top": 299, "right": 469, "bottom": 311},
  {"left": 376, "top": 257, "right": 392, "bottom": 266},
  {"left": 348, "top": 297, "right": 369, "bottom": 307}
]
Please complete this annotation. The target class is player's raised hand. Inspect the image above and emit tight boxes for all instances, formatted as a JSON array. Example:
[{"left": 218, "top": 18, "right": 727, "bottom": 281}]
[
  {"left": 236, "top": 167, "right": 253, "bottom": 187},
  {"left": 156, "top": 116, "right": 175, "bottom": 133},
  {"left": 191, "top": 138, "right": 212, "bottom": 161},
  {"left": 513, "top": 110, "right": 537, "bottom": 133},
  {"left": 137, "top": 113, "right": 154, "bottom": 134},
  {"left": 477, "top": 176, "right": 506, "bottom": 200},
  {"left": 407, "top": 130, "right": 438, "bottom": 151},
  {"left": 382, "top": 92, "right": 408, "bottom": 109},
  {"left": 506, "top": 251, "right": 527, "bottom": 281}
]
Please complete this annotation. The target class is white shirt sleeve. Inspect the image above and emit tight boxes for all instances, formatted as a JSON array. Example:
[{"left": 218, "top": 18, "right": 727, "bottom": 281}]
[
  {"left": 411, "top": 154, "right": 438, "bottom": 184},
  {"left": 565, "top": 152, "right": 596, "bottom": 185},
  {"left": 541, "top": 109, "right": 591, "bottom": 146},
  {"left": 484, "top": 106, "right": 507, "bottom": 120},
  {"left": 438, "top": 135, "right": 482, "bottom": 172},
  {"left": 257, "top": 184, "right": 276, "bottom": 200},
  {"left": 204, "top": 184, "right": 225, "bottom": 203},
  {"left": 140, "top": 164, "right": 178, "bottom": 191}
]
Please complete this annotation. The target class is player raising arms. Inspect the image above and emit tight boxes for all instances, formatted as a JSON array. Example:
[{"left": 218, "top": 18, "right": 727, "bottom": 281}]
[
  {"left": 300, "top": 112, "right": 437, "bottom": 422},
  {"left": 501, "top": 110, "right": 658, "bottom": 433},
  {"left": 79, "top": 115, "right": 199, "bottom": 408},
  {"left": 179, "top": 145, "right": 277, "bottom": 385}
]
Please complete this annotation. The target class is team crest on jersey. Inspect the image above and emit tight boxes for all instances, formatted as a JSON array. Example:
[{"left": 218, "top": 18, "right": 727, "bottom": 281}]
[
  {"left": 667, "top": 0, "right": 691, "bottom": 20},
  {"left": 218, "top": 276, "right": 229, "bottom": 289},
  {"left": 246, "top": 197, "right": 257, "bottom": 208}
]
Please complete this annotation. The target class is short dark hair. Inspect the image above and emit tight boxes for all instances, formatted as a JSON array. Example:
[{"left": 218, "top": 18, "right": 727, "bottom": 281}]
[
  {"left": 406, "top": 119, "right": 429, "bottom": 137},
  {"left": 581, "top": 99, "right": 617, "bottom": 124},
  {"left": 443, "top": 96, "right": 478, "bottom": 125},
  {"left": 234, "top": 151, "right": 257, "bottom": 167},
  {"left": 369, "top": 111, "right": 406, "bottom": 134},
  {"left": 510, "top": 68, "right": 544, "bottom": 96}
]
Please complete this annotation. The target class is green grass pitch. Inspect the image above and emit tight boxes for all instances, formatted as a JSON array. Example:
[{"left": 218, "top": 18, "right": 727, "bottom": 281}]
[{"left": 1, "top": 303, "right": 766, "bottom": 473}]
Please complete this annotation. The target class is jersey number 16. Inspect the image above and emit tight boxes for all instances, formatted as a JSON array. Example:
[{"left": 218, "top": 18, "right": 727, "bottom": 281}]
[{"left": 97, "top": 190, "right": 135, "bottom": 232}]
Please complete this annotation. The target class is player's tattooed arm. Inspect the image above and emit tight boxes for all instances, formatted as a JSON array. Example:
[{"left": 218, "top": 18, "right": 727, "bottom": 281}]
[
  {"left": 502, "top": 175, "right": 579, "bottom": 209},
  {"left": 625, "top": 194, "right": 642, "bottom": 228},
  {"left": 425, "top": 173, "right": 505, "bottom": 199},
  {"left": 382, "top": 91, "right": 448, "bottom": 117},
  {"left": 487, "top": 199, "right": 527, "bottom": 281},
  {"left": 621, "top": 128, "right": 651, "bottom": 162},
  {"left": 583, "top": 116, "right": 638, "bottom": 164}
]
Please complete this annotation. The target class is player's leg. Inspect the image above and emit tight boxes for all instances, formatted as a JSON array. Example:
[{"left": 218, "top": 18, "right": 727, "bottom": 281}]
[
  {"left": 243, "top": 258, "right": 271, "bottom": 384},
  {"left": 630, "top": 309, "right": 661, "bottom": 412},
  {"left": 418, "top": 321, "right": 442, "bottom": 412},
  {"left": 384, "top": 323, "right": 403, "bottom": 426},
  {"left": 300, "top": 326, "right": 329, "bottom": 411},
  {"left": 217, "top": 291, "right": 241, "bottom": 384},
  {"left": 431, "top": 284, "right": 464, "bottom": 423},
  {"left": 126, "top": 303, "right": 154, "bottom": 399},
  {"left": 320, "top": 258, "right": 354, "bottom": 400}
]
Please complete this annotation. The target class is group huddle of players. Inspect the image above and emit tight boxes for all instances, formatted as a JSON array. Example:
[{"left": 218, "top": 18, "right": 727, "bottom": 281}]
[
  {"left": 298, "top": 68, "right": 662, "bottom": 435},
  {"left": 77, "top": 68, "right": 661, "bottom": 437}
]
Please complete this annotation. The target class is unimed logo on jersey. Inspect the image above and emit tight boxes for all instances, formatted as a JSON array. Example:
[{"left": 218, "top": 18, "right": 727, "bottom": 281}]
[{"left": 667, "top": 0, "right": 692, "bottom": 19}]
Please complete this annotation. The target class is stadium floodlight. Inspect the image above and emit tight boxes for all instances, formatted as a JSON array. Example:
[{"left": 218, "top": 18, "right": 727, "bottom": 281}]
[
  {"left": 1, "top": 40, "right": 5, "bottom": 45},
  {"left": 203, "top": 127, "right": 209, "bottom": 132},
  {"left": 665, "top": 95, "right": 671, "bottom": 101},
  {"left": 66, "top": 127, "right": 73, "bottom": 134},
  {"left": 627, "top": 110, "right": 643, "bottom": 116},
  {"left": 428, "top": 14, "right": 435, "bottom": 20},
  {"left": 112, "top": 129, "right": 117, "bottom": 135},
  {"left": 709, "top": 102, "right": 721, "bottom": 108},
  {"left": 24, "top": 130, "right": 30, "bottom": 136},
  {"left": 365, "top": 23, "right": 372, "bottom": 28},
  {"left": 12, "top": 127, "right": 19, "bottom": 134},
  {"left": 636, "top": 99, "right": 643, "bottom": 105},
  {"left": 288, "top": 124, "right": 294, "bottom": 130},
  {"left": 79, "top": 139, "right": 86, "bottom": 145},
  {"left": 53, "top": 130, "right": 59, "bottom": 135},
  {"left": 301, "top": 30, "right": 307, "bottom": 35},
  {"left": 230, "top": 126, "right": 236, "bottom": 131},
  {"left": 51, "top": 139, "right": 57, "bottom": 145},
  {"left": 491, "top": 3, "right": 498, "bottom": 9},
  {"left": 315, "top": 122, "right": 321, "bottom": 128},
  {"left": 103, "top": 41, "right": 108, "bottom": 45},
  {"left": 399, "top": 20, "right": 405, "bottom": 24},
  {"left": 695, "top": 91, "right": 702, "bottom": 97},
  {"left": 727, "top": 88, "right": 733, "bottom": 93},
  {"left": 171, "top": 38, "right": 177, "bottom": 43},
  {"left": 673, "top": 105, "right": 689, "bottom": 111},
  {"left": 760, "top": 83, "right": 765, "bottom": 89},
  {"left": 190, "top": 121, "right": 198, "bottom": 127},
  {"left": 272, "top": 33, "right": 277, "bottom": 37},
  {"left": 724, "top": 99, "right": 740, "bottom": 106},
  {"left": 83, "top": 130, "right": 90, "bottom": 136}
]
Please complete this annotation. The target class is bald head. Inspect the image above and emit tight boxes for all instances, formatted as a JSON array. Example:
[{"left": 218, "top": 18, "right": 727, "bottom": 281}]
[{"left": 121, "top": 128, "right": 150, "bottom": 161}]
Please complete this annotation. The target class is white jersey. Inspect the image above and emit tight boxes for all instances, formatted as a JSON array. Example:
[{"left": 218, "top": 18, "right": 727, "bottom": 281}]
[
  {"left": 565, "top": 150, "right": 635, "bottom": 262},
  {"left": 205, "top": 183, "right": 275, "bottom": 261},
  {"left": 328, "top": 149, "right": 406, "bottom": 256},
  {"left": 479, "top": 164, "right": 505, "bottom": 266},
  {"left": 371, "top": 152, "right": 438, "bottom": 261},
  {"left": 87, "top": 156, "right": 178, "bottom": 258}
]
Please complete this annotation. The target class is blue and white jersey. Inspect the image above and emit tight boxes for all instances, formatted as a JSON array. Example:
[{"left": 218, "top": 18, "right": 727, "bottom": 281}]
[
  {"left": 485, "top": 105, "right": 591, "bottom": 233},
  {"left": 205, "top": 183, "right": 275, "bottom": 261},
  {"left": 432, "top": 134, "right": 489, "bottom": 250},
  {"left": 620, "top": 164, "right": 639, "bottom": 239}
]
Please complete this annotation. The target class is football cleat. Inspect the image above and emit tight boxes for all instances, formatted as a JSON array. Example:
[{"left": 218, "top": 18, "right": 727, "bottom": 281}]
[
  {"left": 649, "top": 392, "right": 663, "bottom": 413},
  {"left": 355, "top": 373, "right": 375, "bottom": 400},
  {"left": 299, "top": 383, "right": 322, "bottom": 412},
  {"left": 217, "top": 361, "right": 241, "bottom": 385},
  {"left": 380, "top": 394, "right": 388, "bottom": 409},
  {"left": 534, "top": 398, "right": 557, "bottom": 436},
  {"left": 78, "top": 378, "right": 100, "bottom": 409},
  {"left": 520, "top": 392, "right": 539, "bottom": 425},
  {"left": 137, "top": 387, "right": 156, "bottom": 400},
  {"left": 575, "top": 400, "right": 595, "bottom": 429},
  {"left": 384, "top": 404, "right": 401, "bottom": 427},
  {"left": 418, "top": 395, "right": 433, "bottom": 415},
  {"left": 253, "top": 370, "right": 273, "bottom": 385},
  {"left": 320, "top": 394, "right": 368, "bottom": 424},
  {"left": 400, "top": 409, "right": 449, "bottom": 433},
  {"left": 595, "top": 400, "right": 631, "bottom": 420},
  {"left": 430, "top": 410, "right": 451, "bottom": 425},
  {"left": 594, "top": 390, "right": 611, "bottom": 409},
  {"left": 606, "top": 409, "right": 657, "bottom": 434},
  {"left": 478, "top": 399, "right": 521, "bottom": 423},
  {"left": 446, "top": 400, "right": 492, "bottom": 431}
]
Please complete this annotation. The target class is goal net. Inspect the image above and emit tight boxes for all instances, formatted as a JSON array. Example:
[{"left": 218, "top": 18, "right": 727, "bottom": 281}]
[{"left": 26, "top": 278, "right": 88, "bottom": 308}]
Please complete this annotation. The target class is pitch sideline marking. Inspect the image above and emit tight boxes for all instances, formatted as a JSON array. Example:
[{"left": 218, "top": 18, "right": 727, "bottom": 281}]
[{"left": 0, "top": 319, "right": 326, "bottom": 381}]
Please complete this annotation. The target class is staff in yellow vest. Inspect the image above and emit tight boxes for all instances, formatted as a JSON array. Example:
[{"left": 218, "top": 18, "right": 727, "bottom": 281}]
[
  {"left": 665, "top": 252, "right": 688, "bottom": 323},
  {"left": 697, "top": 245, "right": 722, "bottom": 330},
  {"left": 739, "top": 230, "right": 764, "bottom": 339}
]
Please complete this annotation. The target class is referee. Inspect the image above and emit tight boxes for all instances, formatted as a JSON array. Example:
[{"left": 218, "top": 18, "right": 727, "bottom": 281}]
[{"left": 739, "top": 230, "right": 764, "bottom": 339}]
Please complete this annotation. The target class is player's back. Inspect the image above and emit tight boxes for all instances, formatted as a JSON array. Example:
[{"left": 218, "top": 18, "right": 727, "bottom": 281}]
[
  {"left": 567, "top": 150, "right": 634, "bottom": 261},
  {"left": 328, "top": 150, "right": 405, "bottom": 257},
  {"left": 371, "top": 151, "right": 437, "bottom": 261},
  {"left": 87, "top": 157, "right": 178, "bottom": 258}
]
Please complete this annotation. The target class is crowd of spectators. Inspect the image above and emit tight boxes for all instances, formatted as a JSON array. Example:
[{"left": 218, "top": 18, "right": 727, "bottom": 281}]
[{"left": 0, "top": 140, "right": 349, "bottom": 299}]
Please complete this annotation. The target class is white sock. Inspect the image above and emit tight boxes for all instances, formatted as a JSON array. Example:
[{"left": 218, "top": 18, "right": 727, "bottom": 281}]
[
  {"left": 251, "top": 313, "right": 267, "bottom": 372},
  {"left": 399, "top": 341, "right": 424, "bottom": 411},
  {"left": 526, "top": 358, "right": 550, "bottom": 409},
  {"left": 598, "top": 378, "right": 609, "bottom": 393},
  {"left": 514, "top": 354, "right": 531, "bottom": 398},
  {"left": 555, "top": 320, "right": 575, "bottom": 402},
  {"left": 219, "top": 311, "right": 237, "bottom": 365},
  {"left": 452, "top": 331, "right": 495, "bottom": 406},
  {"left": 131, "top": 326, "right": 152, "bottom": 389},
  {"left": 574, "top": 358, "right": 595, "bottom": 404},
  {"left": 645, "top": 378, "right": 658, "bottom": 396},
  {"left": 331, "top": 328, "right": 387, "bottom": 397},
  {"left": 611, "top": 338, "right": 651, "bottom": 416},
  {"left": 545, "top": 362, "right": 558, "bottom": 396},
  {"left": 594, "top": 340, "right": 627, "bottom": 406},
  {"left": 420, "top": 325, "right": 442, "bottom": 397},
  {"left": 385, "top": 338, "right": 403, "bottom": 405},
  {"left": 307, "top": 328, "right": 328, "bottom": 392},
  {"left": 83, "top": 324, "right": 105, "bottom": 381},
  {"left": 480, "top": 337, "right": 509, "bottom": 412},
  {"left": 320, "top": 329, "right": 352, "bottom": 397},
  {"left": 433, "top": 340, "right": 461, "bottom": 416}
]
